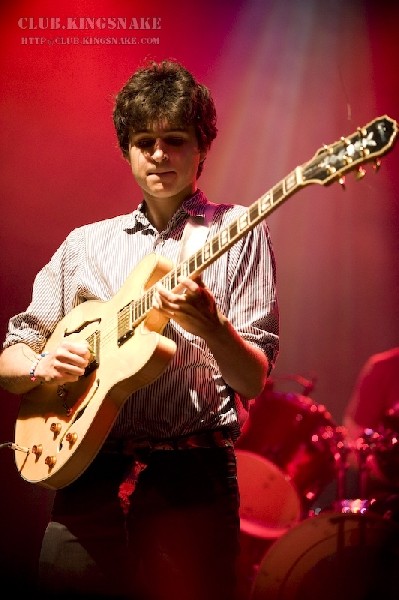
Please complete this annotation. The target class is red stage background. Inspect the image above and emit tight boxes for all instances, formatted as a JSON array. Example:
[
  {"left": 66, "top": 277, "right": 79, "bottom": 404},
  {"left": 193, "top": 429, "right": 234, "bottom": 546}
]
[{"left": 1, "top": 0, "right": 398, "bottom": 589}]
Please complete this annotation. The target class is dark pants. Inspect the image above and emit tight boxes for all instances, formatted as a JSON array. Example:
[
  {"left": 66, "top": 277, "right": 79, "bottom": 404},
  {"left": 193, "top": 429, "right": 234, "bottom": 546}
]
[{"left": 38, "top": 445, "right": 240, "bottom": 600}]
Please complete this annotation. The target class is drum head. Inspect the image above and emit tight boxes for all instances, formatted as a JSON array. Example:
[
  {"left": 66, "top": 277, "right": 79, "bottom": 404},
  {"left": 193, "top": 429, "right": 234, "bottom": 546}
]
[
  {"left": 236, "top": 450, "right": 301, "bottom": 539},
  {"left": 251, "top": 512, "right": 399, "bottom": 600}
]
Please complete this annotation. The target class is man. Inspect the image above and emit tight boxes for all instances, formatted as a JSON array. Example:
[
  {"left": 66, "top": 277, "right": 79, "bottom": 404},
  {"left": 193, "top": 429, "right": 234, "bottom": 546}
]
[
  {"left": 343, "top": 347, "right": 399, "bottom": 506},
  {"left": 344, "top": 347, "right": 399, "bottom": 441},
  {"left": 0, "top": 59, "right": 279, "bottom": 600}
]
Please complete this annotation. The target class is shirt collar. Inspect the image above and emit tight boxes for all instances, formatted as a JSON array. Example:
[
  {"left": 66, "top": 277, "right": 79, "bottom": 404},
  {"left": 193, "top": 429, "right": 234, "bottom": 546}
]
[{"left": 125, "top": 189, "right": 209, "bottom": 232}]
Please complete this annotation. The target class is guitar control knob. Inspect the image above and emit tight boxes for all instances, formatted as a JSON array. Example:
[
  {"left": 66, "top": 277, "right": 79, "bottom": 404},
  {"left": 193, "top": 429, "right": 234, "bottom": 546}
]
[
  {"left": 66, "top": 432, "right": 78, "bottom": 446},
  {"left": 32, "top": 444, "right": 43, "bottom": 457},
  {"left": 50, "top": 423, "right": 62, "bottom": 436},
  {"left": 44, "top": 456, "right": 57, "bottom": 468}
]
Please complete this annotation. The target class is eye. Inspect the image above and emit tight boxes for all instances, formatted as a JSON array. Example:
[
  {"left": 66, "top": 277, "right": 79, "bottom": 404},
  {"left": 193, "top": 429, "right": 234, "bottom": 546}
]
[
  {"left": 164, "top": 137, "right": 185, "bottom": 146},
  {"left": 135, "top": 138, "right": 155, "bottom": 149}
]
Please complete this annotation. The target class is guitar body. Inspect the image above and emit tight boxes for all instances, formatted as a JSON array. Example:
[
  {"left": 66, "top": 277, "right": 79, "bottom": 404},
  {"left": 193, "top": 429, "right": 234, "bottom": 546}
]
[{"left": 15, "top": 253, "right": 177, "bottom": 489}]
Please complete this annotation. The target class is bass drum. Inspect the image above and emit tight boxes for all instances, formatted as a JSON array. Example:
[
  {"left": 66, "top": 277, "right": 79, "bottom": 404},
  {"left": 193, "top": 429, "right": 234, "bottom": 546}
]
[
  {"left": 251, "top": 512, "right": 399, "bottom": 600},
  {"left": 236, "top": 388, "right": 337, "bottom": 513}
]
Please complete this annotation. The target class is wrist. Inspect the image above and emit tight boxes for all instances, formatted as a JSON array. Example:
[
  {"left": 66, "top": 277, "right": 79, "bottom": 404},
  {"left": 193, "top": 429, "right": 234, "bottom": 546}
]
[{"left": 29, "top": 352, "right": 48, "bottom": 383}]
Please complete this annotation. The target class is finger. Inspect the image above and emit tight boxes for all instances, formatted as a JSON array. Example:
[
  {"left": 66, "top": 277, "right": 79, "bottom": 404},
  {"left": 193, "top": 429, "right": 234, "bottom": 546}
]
[
  {"left": 177, "top": 277, "right": 199, "bottom": 295},
  {"left": 156, "top": 283, "right": 186, "bottom": 305},
  {"left": 56, "top": 346, "right": 90, "bottom": 370},
  {"left": 152, "top": 290, "right": 161, "bottom": 309},
  {"left": 63, "top": 340, "right": 91, "bottom": 358}
]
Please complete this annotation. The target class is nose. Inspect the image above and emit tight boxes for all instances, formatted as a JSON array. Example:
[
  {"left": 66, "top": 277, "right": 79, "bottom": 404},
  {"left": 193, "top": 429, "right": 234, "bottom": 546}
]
[{"left": 151, "top": 139, "right": 168, "bottom": 163}]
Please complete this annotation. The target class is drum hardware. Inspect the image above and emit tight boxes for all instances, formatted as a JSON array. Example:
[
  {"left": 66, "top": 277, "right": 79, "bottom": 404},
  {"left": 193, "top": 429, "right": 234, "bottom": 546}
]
[
  {"left": 383, "top": 403, "right": 399, "bottom": 430},
  {"left": 327, "top": 425, "right": 399, "bottom": 518},
  {"left": 328, "top": 425, "right": 353, "bottom": 513},
  {"left": 338, "top": 498, "right": 371, "bottom": 514},
  {"left": 354, "top": 428, "right": 381, "bottom": 497},
  {"left": 368, "top": 407, "right": 399, "bottom": 488},
  {"left": 348, "top": 409, "right": 399, "bottom": 524},
  {"left": 325, "top": 427, "right": 382, "bottom": 515},
  {"left": 268, "top": 373, "right": 317, "bottom": 397}
]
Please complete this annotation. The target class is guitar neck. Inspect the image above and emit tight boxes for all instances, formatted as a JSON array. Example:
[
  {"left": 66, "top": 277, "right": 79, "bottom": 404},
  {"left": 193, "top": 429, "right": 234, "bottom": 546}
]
[{"left": 122, "top": 114, "right": 398, "bottom": 334}]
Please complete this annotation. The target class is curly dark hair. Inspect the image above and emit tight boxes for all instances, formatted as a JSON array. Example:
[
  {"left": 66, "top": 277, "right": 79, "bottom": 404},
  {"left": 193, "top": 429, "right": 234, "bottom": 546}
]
[{"left": 113, "top": 59, "right": 218, "bottom": 177}]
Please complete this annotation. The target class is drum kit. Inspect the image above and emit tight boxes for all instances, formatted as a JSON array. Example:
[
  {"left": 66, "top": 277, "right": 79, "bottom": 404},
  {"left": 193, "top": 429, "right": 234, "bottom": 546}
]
[{"left": 235, "top": 380, "right": 399, "bottom": 600}]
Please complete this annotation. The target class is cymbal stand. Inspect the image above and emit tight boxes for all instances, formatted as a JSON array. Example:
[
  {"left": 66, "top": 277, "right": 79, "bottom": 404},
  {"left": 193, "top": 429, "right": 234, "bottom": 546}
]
[
  {"left": 332, "top": 426, "right": 351, "bottom": 511},
  {"left": 335, "top": 429, "right": 378, "bottom": 514}
]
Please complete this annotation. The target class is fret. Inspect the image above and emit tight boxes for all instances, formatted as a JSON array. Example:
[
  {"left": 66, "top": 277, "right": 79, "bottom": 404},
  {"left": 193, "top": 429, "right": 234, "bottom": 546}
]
[
  {"left": 249, "top": 203, "right": 260, "bottom": 223},
  {"left": 260, "top": 192, "right": 273, "bottom": 214},
  {"left": 164, "top": 271, "right": 174, "bottom": 290},
  {"left": 273, "top": 182, "right": 284, "bottom": 202},
  {"left": 188, "top": 254, "right": 198, "bottom": 274},
  {"left": 285, "top": 170, "right": 297, "bottom": 192},
  {"left": 220, "top": 228, "right": 229, "bottom": 248},
  {"left": 238, "top": 211, "right": 249, "bottom": 232},
  {"left": 229, "top": 219, "right": 238, "bottom": 240},
  {"left": 140, "top": 296, "right": 147, "bottom": 317},
  {"left": 173, "top": 265, "right": 180, "bottom": 282},
  {"left": 180, "top": 262, "right": 189, "bottom": 278},
  {"left": 203, "top": 241, "right": 211, "bottom": 262},
  {"left": 211, "top": 237, "right": 220, "bottom": 255},
  {"left": 138, "top": 298, "right": 144, "bottom": 322},
  {"left": 145, "top": 290, "right": 152, "bottom": 312},
  {"left": 131, "top": 302, "right": 137, "bottom": 323}
]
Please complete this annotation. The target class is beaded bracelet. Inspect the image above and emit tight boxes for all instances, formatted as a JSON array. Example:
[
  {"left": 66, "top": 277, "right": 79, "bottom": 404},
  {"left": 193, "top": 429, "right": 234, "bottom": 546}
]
[{"left": 29, "top": 352, "right": 48, "bottom": 382}]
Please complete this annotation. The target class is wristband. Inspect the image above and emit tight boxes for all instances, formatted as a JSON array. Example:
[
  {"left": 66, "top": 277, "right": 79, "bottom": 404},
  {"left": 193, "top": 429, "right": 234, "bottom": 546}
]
[{"left": 29, "top": 352, "right": 48, "bottom": 382}]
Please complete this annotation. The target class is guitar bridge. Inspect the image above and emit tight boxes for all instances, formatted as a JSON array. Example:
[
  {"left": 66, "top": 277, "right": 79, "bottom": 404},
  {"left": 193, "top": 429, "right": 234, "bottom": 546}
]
[
  {"left": 84, "top": 358, "right": 98, "bottom": 377},
  {"left": 85, "top": 330, "right": 100, "bottom": 373}
]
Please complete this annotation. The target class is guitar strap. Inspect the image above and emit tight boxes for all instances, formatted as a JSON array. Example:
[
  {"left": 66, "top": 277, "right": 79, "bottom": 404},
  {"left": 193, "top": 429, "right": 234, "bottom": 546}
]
[{"left": 178, "top": 202, "right": 217, "bottom": 262}]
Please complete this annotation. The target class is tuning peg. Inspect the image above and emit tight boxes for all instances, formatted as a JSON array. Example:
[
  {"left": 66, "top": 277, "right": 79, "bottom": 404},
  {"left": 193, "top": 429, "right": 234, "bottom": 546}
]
[
  {"left": 355, "top": 166, "right": 366, "bottom": 180},
  {"left": 373, "top": 159, "right": 381, "bottom": 171},
  {"left": 339, "top": 176, "right": 346, "bottom": 189}
]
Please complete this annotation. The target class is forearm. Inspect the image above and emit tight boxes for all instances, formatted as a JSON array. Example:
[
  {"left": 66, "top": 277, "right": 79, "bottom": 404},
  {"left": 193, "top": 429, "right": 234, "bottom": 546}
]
[
  {"left": 204, "top": 315, "right": 269, "bottom": 399},
  {"left": 0, "top": 343, "right": 41, "bottom": 395}
]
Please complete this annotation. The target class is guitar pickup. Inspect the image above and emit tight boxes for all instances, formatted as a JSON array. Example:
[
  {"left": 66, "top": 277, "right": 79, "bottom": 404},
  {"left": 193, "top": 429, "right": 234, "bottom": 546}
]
[{"left": 117, "top": 304, "right": 135, "bottom": 346}]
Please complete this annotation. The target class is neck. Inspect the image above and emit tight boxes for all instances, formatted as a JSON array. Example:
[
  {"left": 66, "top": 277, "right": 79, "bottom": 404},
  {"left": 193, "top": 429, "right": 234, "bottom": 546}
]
[{"left": 144, "top": 188, "right": 197, "bottom": 231}]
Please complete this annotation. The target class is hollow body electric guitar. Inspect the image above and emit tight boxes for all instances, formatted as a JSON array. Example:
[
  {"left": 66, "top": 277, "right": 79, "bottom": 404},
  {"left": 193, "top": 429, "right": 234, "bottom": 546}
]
[{"left": 14, "top": 115, "right": 398, "bottom": 489}]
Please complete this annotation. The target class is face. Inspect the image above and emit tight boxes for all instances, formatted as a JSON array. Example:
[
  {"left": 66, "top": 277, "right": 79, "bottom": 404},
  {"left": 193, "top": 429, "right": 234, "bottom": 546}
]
[{"left": 128, "top": 124, "right": 206, "bottom": 202}]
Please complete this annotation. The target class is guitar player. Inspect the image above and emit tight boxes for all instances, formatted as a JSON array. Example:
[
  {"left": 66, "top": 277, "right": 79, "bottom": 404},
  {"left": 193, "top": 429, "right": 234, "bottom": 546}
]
[{"left": 0, "top": 59, "right": 279, "bottom": 600}]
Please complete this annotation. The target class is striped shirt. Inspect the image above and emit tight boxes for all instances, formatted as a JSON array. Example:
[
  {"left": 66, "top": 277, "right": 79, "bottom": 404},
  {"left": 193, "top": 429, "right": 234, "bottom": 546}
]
[{"left": 3, "top": 190, "right": 279, "bottom": 441}]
